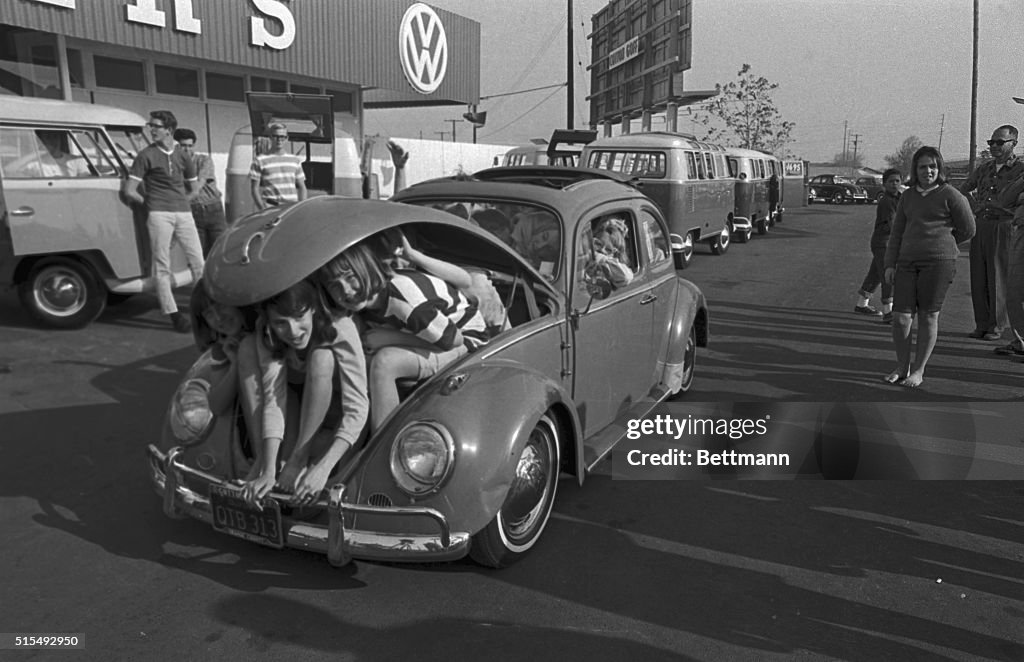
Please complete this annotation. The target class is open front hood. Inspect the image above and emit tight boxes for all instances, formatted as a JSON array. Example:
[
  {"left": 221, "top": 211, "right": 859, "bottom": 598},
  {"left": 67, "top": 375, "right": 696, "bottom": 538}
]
[{"left": 203, "top": 197, "right": 558, "bottom": 307}]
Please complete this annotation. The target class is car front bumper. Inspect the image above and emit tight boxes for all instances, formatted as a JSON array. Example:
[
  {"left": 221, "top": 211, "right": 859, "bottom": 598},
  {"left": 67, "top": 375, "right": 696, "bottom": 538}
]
[{"left": 147, "top": 445, "right": 471, "bottom": 566}]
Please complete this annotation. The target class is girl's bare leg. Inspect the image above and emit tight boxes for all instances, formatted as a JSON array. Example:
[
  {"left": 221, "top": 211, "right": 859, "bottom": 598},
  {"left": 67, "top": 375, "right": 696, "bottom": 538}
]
[
  {"left": 369, "top": 347, "right": 423, "bottom": 431},
  {"left": 886, "top": 312, "right": 914, "bottom": 383},
  {"left": 901, "top": 311, "right": 939, "bottom": 387}
]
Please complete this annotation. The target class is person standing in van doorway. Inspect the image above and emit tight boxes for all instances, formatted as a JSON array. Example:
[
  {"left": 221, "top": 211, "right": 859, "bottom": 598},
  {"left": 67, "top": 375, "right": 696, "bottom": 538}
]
[
  {"left": 173, "top": 128, "right": 227, "bottom": 257},
  {"left": 249, "top": 122, "right": 307, "bottom": 209},
  {"left": 958, "top": 125, "right": 1024, "bottom": 345},
  {"left": 122, "top": 110, "right": 204, "bottom": 334}
]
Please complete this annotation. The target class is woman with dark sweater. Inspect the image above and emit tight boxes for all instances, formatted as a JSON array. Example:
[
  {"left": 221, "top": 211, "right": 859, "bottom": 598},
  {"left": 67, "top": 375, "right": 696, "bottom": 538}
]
[{"left": 883, "top": 146, "right": 976, "bottom": 387}]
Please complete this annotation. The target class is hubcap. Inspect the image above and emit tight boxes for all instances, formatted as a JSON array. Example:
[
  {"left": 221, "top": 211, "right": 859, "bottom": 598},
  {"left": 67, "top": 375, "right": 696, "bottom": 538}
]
[
  {"left": 35, "top": 268, "right": 86, "bottom": 317},
  {"left": 500, "top": 420, "right": 556, "bottom": 545}
]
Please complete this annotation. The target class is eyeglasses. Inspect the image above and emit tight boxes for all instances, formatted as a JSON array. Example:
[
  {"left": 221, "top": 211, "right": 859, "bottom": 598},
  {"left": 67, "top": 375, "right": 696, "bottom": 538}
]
[
  {"left": 987, "top": 138, "right": 1016, "bottom": 147},
  {"left": 146, "top": 122, "right": 166, "bottom": 130}
]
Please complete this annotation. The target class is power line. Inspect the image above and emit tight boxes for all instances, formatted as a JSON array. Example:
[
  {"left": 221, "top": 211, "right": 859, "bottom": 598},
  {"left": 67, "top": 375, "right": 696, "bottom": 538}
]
[{"left": 481, "top": 85, "right": 567, "bottom": 140}]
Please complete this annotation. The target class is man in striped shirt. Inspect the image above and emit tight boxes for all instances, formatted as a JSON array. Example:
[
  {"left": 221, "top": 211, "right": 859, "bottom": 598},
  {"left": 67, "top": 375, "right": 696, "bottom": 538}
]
[{"left": 249, "top": 122, "right": 307, "bottom": 209}]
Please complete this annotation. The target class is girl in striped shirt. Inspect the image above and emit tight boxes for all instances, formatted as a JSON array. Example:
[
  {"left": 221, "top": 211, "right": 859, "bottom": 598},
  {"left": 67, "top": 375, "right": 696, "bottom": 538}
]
[{"left": 317, "top": 237, "right": 489, "bottom": 431}]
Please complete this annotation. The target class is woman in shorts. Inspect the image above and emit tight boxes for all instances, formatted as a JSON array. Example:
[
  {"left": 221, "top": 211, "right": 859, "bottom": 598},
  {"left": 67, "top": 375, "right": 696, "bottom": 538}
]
[{"left": 883, "top": 146, "right": 975, "bottom": 387}]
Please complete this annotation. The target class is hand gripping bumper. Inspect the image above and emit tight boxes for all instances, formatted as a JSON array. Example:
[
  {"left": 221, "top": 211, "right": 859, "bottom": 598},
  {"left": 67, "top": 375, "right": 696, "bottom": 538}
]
[{"left": 147, "top": 444, "right": 471, "bottom": 566}]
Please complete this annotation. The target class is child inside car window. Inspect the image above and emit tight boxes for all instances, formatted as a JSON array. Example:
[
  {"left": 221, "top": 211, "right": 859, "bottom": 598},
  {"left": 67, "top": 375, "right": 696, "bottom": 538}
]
[
  {"left": 317, "top": 240, "right": 489, "bottom": 431},
  {"left": 242, "top": 280, "right": 368, "bottom": 507},
  {"left": 589, "top": 216, "right": 634, "bottom": 288}
]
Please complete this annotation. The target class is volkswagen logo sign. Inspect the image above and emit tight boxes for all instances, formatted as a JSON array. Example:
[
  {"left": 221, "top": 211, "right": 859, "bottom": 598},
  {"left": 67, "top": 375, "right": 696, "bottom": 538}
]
[{"left": 399, "top": 3, "right": 448, "bottom": 94}]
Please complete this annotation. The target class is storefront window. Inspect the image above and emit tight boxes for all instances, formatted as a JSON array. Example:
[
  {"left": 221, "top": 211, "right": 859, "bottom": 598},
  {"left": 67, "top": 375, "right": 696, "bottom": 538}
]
[
  {"left": 205, "top": 72, "right": 245, "bottom": 102},
  {"left": 155, "top": 64, "right": 199, "bottom": 97},
  {"left": 94, "top": 55, "right": 145, "bottom": 91},
  {"left": 0, "top": 25, "right": 62, "bottom": 97},
  {"left": 290, "top": 83, "right": 320, "bottom": 95},
  {"left": 326, "top": 89, "right": 353, "bottom": 113},
  {"left": 250, "top": 75, "right": 286, "bottom": 93}
]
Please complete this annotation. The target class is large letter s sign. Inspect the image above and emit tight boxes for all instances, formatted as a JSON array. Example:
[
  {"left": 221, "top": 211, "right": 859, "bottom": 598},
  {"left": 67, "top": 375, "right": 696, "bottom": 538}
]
[{"left": 250, "top": 0, "right": 295, "bottom": 50}]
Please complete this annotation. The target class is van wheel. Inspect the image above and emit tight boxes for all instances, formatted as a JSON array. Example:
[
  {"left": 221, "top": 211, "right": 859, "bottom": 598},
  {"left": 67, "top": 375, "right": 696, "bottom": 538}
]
[
  {"left": 470, "top": 413, "right": 560, "bottom": 568},
  {"left": 673, "top": 233, "right": 695, "bottom": 269},
  {"left": 735, "top": 229, "right": 750, "bottom": 244},
  {"left": 756, "top": 218, "right": 769, "bottom": 235},
  {"left": 19, "top": 258, "right": 106, "bottom": 329},
  {"left": 709, "top": 225, "right": 730, "bottom": 255}
]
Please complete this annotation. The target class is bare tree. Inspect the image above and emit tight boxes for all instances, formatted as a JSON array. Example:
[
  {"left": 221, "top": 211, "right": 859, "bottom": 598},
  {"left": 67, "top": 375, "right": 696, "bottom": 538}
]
[
  {"left": 695, "top": 64, "right": 795, "bottom": 155},
  {"left": 832, "top": 151, "right": 864, "bottom": 168},
  {"left": 884, "top": 136, "right": 923, "bottom": 176}
]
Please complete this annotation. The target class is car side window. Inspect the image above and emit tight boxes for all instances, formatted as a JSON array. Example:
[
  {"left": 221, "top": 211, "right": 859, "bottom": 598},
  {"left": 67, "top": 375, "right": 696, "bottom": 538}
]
[
  {"left": 575, "top": 211, "right": 639, "bottom": 304},
  {"left": 640, "top": 210, "right": 670, "bottom": 268}
]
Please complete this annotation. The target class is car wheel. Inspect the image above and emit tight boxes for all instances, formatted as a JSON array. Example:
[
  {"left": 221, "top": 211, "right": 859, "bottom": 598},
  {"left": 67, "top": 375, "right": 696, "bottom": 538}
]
[
  {"left": 876, "top": 191, "right": 884, "bottom": 203},
  {"left": 470, "top": 413, "right": 560, "bottom": 568},
  {"left": 18, "top": 257, "right": 106, "bottom": 329},
  {"left": 668, "top": 326, "right": 697, "bottom": 400},
  {"left": 709, "top": 225, "right": 730, "bottom": 255},
  {"left": 774, "top": 209, "right": 784, "bottom": 224},
  {"left": 735, "top": 228, "right": 750, "bottom": 244},
  {"left": 674, "top": 232, "right": 695, "bottom": 269},
  {"left": 831, "top": 191, "right": 845, "bottom": 204},
  {"left": 756, "top": 217, "right": 769, "bottom": 235}
]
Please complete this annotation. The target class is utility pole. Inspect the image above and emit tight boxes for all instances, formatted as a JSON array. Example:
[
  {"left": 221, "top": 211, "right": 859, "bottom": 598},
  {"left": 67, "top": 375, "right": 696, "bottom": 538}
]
[
  {"left": 567, "top": 0, "right": 574, "bottom": 129},
  {"left": 969, "top": 0, "right": 979, "bottom": 172},
  {"left": 842, "top": 120, "right": 848, "bottom": 163},
  {"left": 851, "top": 133, "right": 861, "bottom": 166},
  {"left": 445, "top": 119, "right": 459, "bottom": 142},
  {"left": 938, "top": 113, "right": 945, "bottom": 151},
  {"left": 434, "top": 131, "right": 447, "bottom": 141}
]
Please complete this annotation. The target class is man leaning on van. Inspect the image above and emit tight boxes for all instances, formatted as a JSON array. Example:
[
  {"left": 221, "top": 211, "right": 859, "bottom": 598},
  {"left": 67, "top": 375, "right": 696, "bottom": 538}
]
[{"left": 121, "top": 110, "right": 205, "bottom": 333}]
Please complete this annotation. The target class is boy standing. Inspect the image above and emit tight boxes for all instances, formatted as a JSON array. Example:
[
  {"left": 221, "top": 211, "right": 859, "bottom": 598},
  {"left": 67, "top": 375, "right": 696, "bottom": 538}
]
[{"left": 854, "top": 168, "right": 903, "bottom": 323}]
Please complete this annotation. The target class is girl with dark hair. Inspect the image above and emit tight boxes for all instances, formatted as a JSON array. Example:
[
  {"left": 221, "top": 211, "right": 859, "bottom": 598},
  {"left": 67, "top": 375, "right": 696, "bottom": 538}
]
[
  {"left": 241, "top": 280, "right": 368, "bottom": 506},
  {"left": 883, "top": 146, "right": 975, "bottom": 387},
  {"left": 317, "top": 237, "right": 488, "bottom": 431}
]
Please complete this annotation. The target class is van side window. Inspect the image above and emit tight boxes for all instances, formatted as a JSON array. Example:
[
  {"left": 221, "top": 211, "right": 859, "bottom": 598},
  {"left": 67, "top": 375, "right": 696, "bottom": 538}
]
[
  {"left": 726, "top": 157, "right": 737, "bottom": 178},
  {"left": 704, "top": 152, "right": 716, "bottom": 178},
  {"left": 685, "top": 152, "right": 697, "bottom": 180},
  {"left": 695, "top": 152, "right": 707, "bottom": 179},
  {"left": 1, "top": 128, "right": 96, "bottom": 179}
]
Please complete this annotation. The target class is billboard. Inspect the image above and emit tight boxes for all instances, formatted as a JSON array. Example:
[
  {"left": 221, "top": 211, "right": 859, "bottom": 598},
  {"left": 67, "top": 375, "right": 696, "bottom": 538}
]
[{"left": 588, "top": 0, "right": 693, "bottom": 126}]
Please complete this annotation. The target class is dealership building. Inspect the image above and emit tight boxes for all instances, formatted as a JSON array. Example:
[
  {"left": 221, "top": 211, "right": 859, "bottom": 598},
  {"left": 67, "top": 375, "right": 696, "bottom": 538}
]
[{"left": 0, "top": 0, "right": 481, "bottom": 169}]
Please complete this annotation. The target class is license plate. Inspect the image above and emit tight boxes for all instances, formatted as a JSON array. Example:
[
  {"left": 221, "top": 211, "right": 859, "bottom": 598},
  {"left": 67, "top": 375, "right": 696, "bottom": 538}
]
[{"left": 209, "top": 485, "right": 284, "bottom": 548}]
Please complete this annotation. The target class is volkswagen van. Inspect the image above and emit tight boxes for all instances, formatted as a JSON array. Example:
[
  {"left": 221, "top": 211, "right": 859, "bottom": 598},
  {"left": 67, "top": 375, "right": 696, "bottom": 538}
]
[
  {"left": 225, "top": 93, "right": 364, "bottom": 223},
  {"left": 725, "top": 147, "right": 784, "bottom": 239},
  {"left": 581, "top": 132, "right": 734, "bottom": 268},
  {"left": 0, "top": 96, "right": 192, "bottom": 328}
]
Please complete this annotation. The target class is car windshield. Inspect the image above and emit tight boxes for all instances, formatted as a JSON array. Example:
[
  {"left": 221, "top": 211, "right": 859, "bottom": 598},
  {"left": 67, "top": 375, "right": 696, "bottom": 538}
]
[
  {"left": 406, "top": 199, "right": 562, "bottom": 280},
  {"left": 835, "top": 177, "right": 856, "bottom": 185}
]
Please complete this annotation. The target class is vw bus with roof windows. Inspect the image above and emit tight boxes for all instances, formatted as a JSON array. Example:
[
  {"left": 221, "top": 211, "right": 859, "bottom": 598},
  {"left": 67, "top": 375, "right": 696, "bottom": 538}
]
[
  {"left": 726, "top": 147, "right": 785, "bottom": 239},
  {"left": 581, "top": 132, "right": 734, "bottom": 269},
  {"left": 0, "top": 96, "right": 193, "bottom": 329},
  {"left": 501, "top": 130, "right": 597, "bottom": 168},
  {"left": 225, "top": 93, "right": 364, "bottom": 223}
]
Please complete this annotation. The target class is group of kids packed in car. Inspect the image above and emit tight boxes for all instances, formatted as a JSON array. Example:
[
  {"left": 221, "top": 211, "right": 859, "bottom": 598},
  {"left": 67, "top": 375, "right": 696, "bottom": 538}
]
[{"left": 187, "top": 229, "right": 494, "bottom": 508}]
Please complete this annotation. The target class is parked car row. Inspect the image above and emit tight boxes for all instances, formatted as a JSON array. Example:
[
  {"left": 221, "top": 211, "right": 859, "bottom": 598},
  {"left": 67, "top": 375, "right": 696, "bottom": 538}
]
[{"left": 808, "top": 174, "right": 870, "bottom": 204}]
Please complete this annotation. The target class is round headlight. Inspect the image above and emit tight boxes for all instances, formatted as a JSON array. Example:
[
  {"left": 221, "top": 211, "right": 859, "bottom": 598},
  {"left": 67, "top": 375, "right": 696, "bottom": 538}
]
[
  {"left": 390, "top": 422, "right": 455, "bottom": 496},
  {"left": 168, "top": 378, "right": 214, "bottom": 445}
]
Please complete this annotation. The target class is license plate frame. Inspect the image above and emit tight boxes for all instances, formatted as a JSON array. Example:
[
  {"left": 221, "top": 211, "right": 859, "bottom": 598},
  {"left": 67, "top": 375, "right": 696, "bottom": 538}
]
[{"left": 209, "top": 485, "right": 284, "bottom": 548}]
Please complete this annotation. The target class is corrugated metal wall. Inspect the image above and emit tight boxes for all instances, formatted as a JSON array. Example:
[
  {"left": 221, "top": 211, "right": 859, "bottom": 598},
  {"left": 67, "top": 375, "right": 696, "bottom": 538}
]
[{"left": 5, "top": 0, "right": 479, "bottom": 104}]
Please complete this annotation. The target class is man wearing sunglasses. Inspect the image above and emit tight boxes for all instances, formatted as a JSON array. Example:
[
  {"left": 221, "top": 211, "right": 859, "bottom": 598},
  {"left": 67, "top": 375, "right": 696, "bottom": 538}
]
[
  {"left": 959, "top": 125, "right": 1024, "bottom": 348},
  {"left": 122, "top": 110, "right": 204, "bottom": 334}
]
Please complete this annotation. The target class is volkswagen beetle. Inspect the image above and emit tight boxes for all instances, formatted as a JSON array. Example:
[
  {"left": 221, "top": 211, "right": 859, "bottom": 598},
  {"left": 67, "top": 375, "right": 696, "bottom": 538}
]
[{"left": 147, "top": 167, "right": 708, "bottom": 568}]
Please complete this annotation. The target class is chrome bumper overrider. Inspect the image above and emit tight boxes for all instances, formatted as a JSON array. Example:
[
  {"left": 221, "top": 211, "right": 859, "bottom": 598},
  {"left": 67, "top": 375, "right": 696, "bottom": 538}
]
[
  {"left": 147, "top": 444, "right": 470, "bottom": 566},
  {"left": 731, "top": 217, "right": 752, "bottom": 231}
]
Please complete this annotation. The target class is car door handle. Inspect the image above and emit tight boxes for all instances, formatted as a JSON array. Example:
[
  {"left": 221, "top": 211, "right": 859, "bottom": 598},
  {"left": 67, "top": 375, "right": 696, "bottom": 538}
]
[
  {"left": 10, "top": 206, "right": 35, "bottom": 217},
  {"left": 640, "top": 294, "right": 657, "bottom": 305}
]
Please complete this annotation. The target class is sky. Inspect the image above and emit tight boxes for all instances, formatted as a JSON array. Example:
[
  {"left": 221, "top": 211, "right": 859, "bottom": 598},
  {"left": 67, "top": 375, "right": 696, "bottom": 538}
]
[{"left": 365, "top": 0, "right": 1024, "bottom": 168}]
